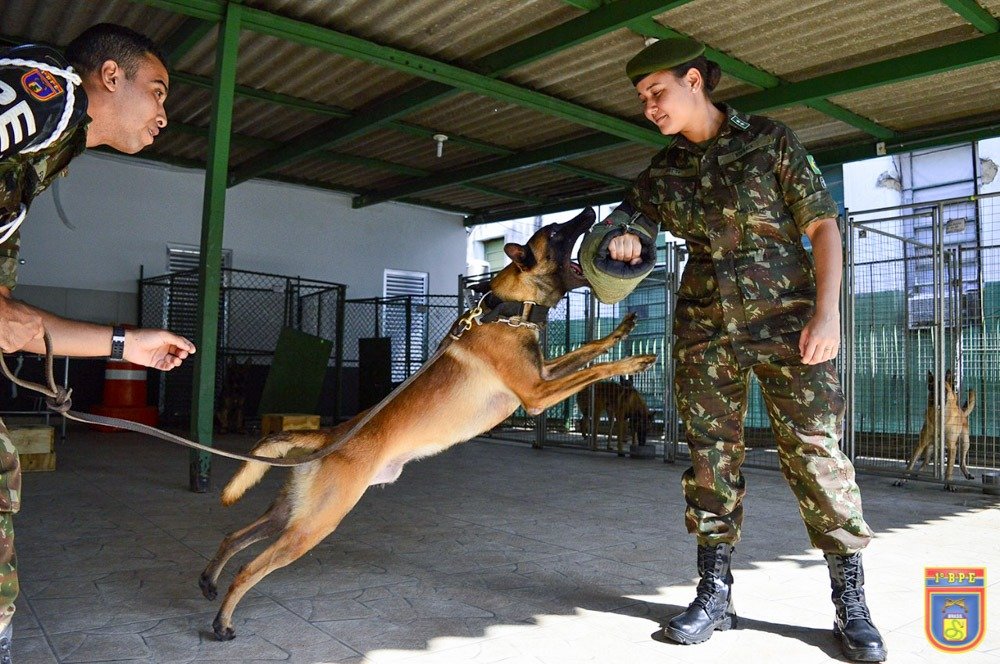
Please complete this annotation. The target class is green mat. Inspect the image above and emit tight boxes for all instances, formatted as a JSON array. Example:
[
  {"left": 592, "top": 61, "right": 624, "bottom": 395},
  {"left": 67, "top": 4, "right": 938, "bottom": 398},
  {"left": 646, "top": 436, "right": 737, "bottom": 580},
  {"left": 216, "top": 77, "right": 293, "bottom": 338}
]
[{"left": 257, "top": 327, "right": 333, "bottom": 416}]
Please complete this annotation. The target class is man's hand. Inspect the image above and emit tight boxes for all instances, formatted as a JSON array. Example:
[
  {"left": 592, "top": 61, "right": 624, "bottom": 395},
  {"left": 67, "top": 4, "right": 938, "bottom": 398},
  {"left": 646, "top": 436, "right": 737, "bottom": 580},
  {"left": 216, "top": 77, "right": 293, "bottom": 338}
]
[
  {"left": 799, "top": 310, "right": 840, "bottom": 365},
  {"left": 123, "top": 328, "right": 196, "bottom": 371},
  {"left": 0, "top": 287, "right": 44, "bottom": 353},
  {"left": 608, "top": 232, "right": 644, "bottom": 265}
]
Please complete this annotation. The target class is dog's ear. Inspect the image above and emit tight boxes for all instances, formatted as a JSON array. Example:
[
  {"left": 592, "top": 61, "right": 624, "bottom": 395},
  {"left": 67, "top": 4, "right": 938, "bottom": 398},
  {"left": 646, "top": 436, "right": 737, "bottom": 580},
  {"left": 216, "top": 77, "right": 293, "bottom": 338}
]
[{"left": 504, "top": 243, "right": 536, "bottom": 271}]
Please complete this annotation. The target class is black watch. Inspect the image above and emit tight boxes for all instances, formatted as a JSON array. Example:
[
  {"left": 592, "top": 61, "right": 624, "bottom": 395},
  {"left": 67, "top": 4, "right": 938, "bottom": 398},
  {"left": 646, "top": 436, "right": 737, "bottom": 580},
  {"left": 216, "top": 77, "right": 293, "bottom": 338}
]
[{"left": 110, "top": 325, "right": 126, "bottom": 360}]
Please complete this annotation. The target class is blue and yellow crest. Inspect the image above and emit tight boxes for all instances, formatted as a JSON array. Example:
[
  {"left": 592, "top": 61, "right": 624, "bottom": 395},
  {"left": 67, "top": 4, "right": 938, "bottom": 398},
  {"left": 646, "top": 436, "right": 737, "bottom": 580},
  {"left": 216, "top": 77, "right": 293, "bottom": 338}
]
[
  {"left": 21, "top": 68, "right": 64, "bottom": 102},
  {"left": 925, "top": 567, "right": 986, "bottom": 653}
]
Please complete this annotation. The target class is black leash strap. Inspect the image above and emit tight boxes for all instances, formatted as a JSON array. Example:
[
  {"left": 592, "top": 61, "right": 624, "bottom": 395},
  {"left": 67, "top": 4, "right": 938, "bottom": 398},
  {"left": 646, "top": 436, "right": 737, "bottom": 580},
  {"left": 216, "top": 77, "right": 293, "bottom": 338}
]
[{"left": 0, "top": 332, "right": 318, "bottom": 467}]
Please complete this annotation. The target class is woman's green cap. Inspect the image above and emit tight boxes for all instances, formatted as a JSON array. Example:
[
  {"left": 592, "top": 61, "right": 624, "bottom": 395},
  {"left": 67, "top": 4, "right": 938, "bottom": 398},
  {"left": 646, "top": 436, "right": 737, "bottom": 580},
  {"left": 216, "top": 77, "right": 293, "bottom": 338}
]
[{"left": 626, "top": 37, "right": 705, "bottom": 85}]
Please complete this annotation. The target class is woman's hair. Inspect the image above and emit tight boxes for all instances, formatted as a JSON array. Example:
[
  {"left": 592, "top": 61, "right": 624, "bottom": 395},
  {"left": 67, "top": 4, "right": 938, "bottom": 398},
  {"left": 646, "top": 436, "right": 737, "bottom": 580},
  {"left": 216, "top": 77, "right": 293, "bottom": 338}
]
[
  {"left": 65, "top": 23, "right": 166, "bottom": 80},
  {"left": 669, "top": 56, "right": 722, "bottom": 94}
]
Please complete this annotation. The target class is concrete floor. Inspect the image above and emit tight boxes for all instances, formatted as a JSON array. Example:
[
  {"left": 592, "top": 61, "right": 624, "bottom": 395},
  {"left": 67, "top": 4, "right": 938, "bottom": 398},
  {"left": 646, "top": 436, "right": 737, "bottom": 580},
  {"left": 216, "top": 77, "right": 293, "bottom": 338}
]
[{"left": 8, "top": 424, "right": 1000, "bottom": 664}]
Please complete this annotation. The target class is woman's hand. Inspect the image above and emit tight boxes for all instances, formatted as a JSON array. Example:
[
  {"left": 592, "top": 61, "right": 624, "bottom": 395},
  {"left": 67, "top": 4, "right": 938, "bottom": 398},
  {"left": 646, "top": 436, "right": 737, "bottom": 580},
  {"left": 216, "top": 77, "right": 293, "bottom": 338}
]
[
  {"left": 123, "top": 328, "right": 196, "bottom": 371},
  {"left": 799, "top": 310, "right": 840, "bottom": 365},
  {"left": 608, "top": 232, "right": 644, "bottom": 265}
]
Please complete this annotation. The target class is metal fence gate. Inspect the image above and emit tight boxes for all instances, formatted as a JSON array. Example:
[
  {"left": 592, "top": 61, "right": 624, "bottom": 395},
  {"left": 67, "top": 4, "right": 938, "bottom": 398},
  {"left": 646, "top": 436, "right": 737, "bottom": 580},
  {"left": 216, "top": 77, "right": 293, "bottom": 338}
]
[
  {"left": 139, "top": 268, "right": 346, "bottom": 426},
  {"left": 845, "top": 193, "right": 1000, "bottom": 489}
]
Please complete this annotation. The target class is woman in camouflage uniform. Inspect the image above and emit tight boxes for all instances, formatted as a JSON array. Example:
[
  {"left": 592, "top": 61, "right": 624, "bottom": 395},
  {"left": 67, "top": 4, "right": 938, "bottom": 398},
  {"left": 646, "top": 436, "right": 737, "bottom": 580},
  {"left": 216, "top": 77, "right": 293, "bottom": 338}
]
[{"left": 587, "top": 38, "right": 886, "bottom": 662}]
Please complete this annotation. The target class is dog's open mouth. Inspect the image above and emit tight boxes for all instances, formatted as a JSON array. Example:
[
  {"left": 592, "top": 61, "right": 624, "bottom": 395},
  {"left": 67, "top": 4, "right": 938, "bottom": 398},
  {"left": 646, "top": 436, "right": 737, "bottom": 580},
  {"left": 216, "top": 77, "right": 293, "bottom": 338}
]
[{"left": 566, "top": 260, "right": 589, "bottom": 288}]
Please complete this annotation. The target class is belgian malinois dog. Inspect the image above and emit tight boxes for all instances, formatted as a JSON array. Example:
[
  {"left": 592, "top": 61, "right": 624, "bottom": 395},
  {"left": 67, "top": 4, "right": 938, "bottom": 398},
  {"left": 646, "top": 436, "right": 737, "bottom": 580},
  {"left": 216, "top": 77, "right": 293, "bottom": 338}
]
[
  {"left": 576, "top": 379, "right": 650, "bottom": 455},
  {"left": 200, "top": 207, "right": 657, "bottom": 640},
  {"left": 894, "top": 370, "right": 976, "bottom": 491}
]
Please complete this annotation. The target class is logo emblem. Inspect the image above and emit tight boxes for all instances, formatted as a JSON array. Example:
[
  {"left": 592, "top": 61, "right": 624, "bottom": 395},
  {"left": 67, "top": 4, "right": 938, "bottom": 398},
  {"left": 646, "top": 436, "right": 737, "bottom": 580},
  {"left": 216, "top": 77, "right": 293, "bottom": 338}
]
[
  {"left": 925, "top": 567, "right": 985, "bottom": 653},
  {"left": 21, "top": 69, "right": 64, "bottom": 102}
]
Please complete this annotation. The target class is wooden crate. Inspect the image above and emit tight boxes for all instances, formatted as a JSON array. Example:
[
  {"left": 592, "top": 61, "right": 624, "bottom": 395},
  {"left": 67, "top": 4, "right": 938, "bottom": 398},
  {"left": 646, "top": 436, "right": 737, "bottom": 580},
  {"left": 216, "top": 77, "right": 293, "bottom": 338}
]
[
  {"left": 9, "top": 426, "right": 56, "bottom": 472},
  {"left": 261, "top": 413, "right": 321, "bottom": 435}
]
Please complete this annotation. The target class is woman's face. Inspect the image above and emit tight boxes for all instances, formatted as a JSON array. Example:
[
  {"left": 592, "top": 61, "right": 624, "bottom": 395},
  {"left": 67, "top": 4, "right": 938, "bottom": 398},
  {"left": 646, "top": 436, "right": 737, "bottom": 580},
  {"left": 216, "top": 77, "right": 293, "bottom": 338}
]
[{"left": 635, "top": 69, "right": 698, "bottom": 136}]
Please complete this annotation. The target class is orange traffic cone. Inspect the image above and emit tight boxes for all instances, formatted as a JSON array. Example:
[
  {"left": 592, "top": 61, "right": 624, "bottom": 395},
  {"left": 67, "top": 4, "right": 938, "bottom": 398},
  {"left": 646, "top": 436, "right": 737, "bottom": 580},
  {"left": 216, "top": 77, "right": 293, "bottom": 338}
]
[{"left": 89, "top": 330, "right": 158, "bottom": 432}]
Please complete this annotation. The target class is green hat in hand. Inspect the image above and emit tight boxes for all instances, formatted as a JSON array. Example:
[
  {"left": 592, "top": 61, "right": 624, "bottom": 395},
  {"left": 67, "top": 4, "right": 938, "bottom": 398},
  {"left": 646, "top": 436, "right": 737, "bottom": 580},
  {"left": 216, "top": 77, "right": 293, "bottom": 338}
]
[{"left": 626, "top": 37, "right": 705, "bottom": 85}]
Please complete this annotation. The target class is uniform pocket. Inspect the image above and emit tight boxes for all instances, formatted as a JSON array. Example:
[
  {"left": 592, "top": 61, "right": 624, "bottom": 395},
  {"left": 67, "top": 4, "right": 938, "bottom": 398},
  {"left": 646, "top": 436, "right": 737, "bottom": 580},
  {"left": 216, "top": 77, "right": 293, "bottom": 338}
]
[
  {"left": 735, "top": 253, "right": 816, "bottom": 339},
  {"left": 651, "top": 173, "right": 699, "bottom": 237}
]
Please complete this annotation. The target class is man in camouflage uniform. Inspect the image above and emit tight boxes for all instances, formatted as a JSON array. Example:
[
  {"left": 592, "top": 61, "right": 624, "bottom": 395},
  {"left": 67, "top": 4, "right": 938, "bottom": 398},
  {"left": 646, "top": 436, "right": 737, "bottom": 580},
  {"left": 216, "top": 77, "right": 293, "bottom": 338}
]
[
  {"left": 0, "top": 25, "right": 196, "bottom": 660},
  {"left": 583, "top": 38, "right": 886, "bottom": 662}
]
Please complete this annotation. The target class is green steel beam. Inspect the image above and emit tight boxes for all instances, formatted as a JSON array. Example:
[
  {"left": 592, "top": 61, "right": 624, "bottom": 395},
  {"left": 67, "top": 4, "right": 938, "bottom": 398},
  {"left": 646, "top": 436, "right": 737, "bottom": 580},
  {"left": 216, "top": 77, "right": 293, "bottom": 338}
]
[
  {"left": 161, "top": 17, "right": 215, "bottom": 65},
  {"left": 224, "top": 0, "right": 683, "bottom": 183},
  {"left": 730, "top": 32, "right": 1000, "bottom": 113},
  {"left": 465, "top": 188, "right": 628, "bottom": 226},
  {"left": 805, "top": 99, "right": 895, "bottom": 140},
  {"left": 353, "top": 132, "right": 630, "bottom": 208},
  {"left": 940, "top": 0, "right": 999, "bottom": 33},
  {"left": 189, "top": 1, "right": 241, "bottom": 493},
  {"left": 812, "top": 120, "right": 1000, "bottom": 167}
]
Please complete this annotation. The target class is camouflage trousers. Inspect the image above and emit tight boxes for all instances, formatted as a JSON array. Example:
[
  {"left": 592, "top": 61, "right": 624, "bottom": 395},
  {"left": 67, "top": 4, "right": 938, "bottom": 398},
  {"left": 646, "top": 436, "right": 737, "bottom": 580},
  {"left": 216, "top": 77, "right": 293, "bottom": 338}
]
[
  {"left": 0, "top": 419, "right": 19, "bottom": 628},
  {"left": 674, "top": 339, "right": 873, "bottom": 555}
]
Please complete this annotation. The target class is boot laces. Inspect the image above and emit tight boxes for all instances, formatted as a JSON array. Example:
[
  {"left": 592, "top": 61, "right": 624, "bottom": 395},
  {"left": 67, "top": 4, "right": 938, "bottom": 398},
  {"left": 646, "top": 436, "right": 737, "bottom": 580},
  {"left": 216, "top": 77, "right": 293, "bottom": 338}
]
[
  {"left": 691, "top": 546, "right": 727, "bottom": 611},
  {"left": 839, "top": 563, "right": 871, "bottom": 621}
]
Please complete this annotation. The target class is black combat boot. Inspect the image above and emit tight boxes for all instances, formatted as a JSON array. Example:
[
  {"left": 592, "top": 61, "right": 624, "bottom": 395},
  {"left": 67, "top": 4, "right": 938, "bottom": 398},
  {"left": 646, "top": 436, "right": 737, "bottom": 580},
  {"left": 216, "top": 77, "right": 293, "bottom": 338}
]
[
  {"left": 663, "top": 543, "right": 737, "bottom": 644},
  {"left": 825, "top": 552, "right": 887, "bottom": 662}
]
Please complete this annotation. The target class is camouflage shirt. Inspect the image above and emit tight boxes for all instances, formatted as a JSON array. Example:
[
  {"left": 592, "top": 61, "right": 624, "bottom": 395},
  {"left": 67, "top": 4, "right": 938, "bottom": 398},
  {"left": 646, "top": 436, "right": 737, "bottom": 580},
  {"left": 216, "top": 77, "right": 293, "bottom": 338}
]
[
  {"left": 1, "top": 44, "right": 90, "bottom": 289},
  {"left": 626, "top": 104, "right": 839, "bottom": 365},
  {"left": 0, "top": 123, "right": 88, "bottom": 289}
]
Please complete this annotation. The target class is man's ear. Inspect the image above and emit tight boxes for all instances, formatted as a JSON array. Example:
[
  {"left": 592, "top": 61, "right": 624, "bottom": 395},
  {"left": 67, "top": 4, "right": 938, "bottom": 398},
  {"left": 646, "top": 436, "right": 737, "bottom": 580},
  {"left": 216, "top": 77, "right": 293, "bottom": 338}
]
[
  {"left": 99, "top": 60, "right": 121, "bottom": 92},
  {"left": 504, "top": 243, "right": 535, "bottom": 271}
]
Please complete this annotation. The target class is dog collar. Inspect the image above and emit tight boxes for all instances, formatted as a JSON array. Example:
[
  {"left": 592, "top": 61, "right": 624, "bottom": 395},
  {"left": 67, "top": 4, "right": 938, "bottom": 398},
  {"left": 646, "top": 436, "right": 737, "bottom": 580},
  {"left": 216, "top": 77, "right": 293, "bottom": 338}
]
[{"left": 448, "top": 293, "right": 550, "bottom": 340}]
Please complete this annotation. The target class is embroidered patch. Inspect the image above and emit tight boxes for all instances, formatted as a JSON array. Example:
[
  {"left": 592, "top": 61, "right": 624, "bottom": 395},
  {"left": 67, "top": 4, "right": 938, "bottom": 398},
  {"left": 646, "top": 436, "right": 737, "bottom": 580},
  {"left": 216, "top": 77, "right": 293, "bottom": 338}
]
[
  {"left": 21, "top": 69, "right": 64, "bottom": 102},
  {"left": 806, "top": 154, "right": 823, "bottom": 175},
  {"left": 729, "top": 114, "right": 750, "bottom": 130}
]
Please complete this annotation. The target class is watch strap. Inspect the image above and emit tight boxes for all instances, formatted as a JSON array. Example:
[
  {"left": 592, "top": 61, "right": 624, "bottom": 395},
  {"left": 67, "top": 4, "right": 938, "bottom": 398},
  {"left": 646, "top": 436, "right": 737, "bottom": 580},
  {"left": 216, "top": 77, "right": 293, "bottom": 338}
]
[{"left": 110, "top": 325, "right": 126, "bottom": 360}]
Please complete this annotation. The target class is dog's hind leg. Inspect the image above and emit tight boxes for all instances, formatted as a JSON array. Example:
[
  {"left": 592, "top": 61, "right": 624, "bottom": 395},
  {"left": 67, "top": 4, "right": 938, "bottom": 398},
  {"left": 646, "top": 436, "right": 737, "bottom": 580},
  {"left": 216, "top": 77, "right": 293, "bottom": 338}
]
[
  {"left": 212, "top": 462, "right": 371, "bottom": 641},
  {"left": 959, "top": 430, "right": 974, "bottom": 480},
  {"left": 200, "top": 494, "right": 292, "bottom": 601}
]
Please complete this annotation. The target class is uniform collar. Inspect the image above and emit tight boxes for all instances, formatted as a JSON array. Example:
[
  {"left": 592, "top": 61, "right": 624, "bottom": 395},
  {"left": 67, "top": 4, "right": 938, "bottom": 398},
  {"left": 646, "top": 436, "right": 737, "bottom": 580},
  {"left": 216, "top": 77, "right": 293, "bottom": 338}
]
[{"left": 666, "top": 103, "right": 751, "bottom": 155}]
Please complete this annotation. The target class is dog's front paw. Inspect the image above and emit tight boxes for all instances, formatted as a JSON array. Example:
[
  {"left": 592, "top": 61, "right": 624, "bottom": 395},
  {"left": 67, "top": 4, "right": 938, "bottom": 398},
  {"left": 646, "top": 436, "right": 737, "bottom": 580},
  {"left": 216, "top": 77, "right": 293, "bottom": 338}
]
[
  {"left": 944, "top": 484, "right": 959, "bottom": 492},
  {"left": 612, "top": 312, "right": 638, "bottom": 341},
  {"left": 892, "top": 479, "right": 906, "bottom": 487},
  {"left": 620, "top": 354, "right": 657, "bottom": 375}
]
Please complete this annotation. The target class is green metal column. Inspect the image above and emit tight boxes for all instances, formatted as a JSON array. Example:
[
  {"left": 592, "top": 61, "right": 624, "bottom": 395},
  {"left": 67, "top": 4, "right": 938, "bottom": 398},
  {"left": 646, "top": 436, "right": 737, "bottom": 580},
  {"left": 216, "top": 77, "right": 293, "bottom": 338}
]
[{"left": 190, "top": 1, "right": 241, "bottom": 492}]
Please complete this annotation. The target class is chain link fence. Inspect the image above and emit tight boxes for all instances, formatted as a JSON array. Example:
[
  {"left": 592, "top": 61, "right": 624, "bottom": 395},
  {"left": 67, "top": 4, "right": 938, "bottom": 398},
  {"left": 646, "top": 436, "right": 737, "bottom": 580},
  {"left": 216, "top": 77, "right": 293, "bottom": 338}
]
[{"left": 139, "top": 268, "right": 346, "bottom": 426}]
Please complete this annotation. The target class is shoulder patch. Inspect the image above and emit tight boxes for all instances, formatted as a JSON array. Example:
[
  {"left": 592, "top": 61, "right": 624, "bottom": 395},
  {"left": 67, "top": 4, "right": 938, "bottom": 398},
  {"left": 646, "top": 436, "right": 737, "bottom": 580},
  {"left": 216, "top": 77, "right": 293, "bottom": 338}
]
[
  {"left": 729, "top": 114, "right": 750, "bottom": 131},
  {"left": 806, "top": 154, "right": 823, "bottom": 175},
  {"left": 21, "top": 68, "right": 63, "bottom": 102}
]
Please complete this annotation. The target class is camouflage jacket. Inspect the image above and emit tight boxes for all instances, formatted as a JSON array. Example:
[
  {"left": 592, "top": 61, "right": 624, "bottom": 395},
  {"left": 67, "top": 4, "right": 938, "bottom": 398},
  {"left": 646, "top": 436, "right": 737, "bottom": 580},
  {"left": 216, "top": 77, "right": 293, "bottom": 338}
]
[
  {"left": 626, "top": 104, "right": 839, "bottom": 350},
  {"left": 1, "top": 44, "right": 90, "bottom": 289}
]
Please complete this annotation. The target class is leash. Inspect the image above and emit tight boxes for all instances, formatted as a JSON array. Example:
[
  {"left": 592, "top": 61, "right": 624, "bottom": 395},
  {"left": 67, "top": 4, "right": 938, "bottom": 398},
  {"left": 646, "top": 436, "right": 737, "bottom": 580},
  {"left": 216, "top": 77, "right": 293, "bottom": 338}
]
[
  {"left": 0, "top": 330, "right": 451, "bottom": 468},
  {"left": 1, "top": 296, "right": 542, "bottom": 467}
]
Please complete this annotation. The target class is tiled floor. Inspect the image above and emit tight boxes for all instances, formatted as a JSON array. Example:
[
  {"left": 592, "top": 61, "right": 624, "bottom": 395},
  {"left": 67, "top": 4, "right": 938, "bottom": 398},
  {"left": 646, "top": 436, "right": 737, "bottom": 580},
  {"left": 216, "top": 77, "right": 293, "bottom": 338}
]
[{"left": 9, "top": 425, "right": 1000, "bottom": 663}]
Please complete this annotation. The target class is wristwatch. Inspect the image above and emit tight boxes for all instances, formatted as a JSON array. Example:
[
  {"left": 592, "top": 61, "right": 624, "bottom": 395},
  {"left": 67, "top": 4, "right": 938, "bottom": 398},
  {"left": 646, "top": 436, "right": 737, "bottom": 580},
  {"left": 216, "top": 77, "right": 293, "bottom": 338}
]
[{"left": 110, "top": 325, "right": 126, "bottom": 360}]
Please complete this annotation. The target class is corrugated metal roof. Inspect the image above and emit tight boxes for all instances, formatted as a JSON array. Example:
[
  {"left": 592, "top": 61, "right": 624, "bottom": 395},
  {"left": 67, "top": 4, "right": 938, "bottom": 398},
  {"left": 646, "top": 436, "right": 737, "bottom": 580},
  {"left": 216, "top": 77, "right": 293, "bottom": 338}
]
[{"left": 3, "top": 0, "right": 998, "bottom": 223}]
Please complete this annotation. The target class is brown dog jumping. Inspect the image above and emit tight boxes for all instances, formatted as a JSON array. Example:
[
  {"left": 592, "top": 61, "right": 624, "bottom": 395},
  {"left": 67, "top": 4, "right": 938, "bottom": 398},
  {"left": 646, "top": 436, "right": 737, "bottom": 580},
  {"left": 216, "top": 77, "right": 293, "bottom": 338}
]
[{"left": 199, "top": 207, "right": 657, "bottom": 639}]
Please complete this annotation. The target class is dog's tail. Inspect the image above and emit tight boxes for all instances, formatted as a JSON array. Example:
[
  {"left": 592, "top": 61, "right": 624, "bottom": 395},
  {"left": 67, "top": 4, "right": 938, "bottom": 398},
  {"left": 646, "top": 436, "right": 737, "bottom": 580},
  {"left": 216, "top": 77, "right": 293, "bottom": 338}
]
[
  {"left": 220, "top": 431, "right": 332, "bottom": 506},
  {"left": 963, "top": 389, "right": 977, "bottom": 416}
]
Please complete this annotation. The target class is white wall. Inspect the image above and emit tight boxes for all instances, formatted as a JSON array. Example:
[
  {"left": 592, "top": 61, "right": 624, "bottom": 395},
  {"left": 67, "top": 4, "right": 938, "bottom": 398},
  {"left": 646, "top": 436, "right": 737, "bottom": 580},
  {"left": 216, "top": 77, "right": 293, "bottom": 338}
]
[{"left": 13, "top": 151, "right": 467, "bottom": 322}]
